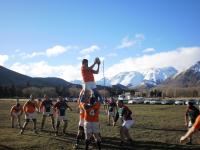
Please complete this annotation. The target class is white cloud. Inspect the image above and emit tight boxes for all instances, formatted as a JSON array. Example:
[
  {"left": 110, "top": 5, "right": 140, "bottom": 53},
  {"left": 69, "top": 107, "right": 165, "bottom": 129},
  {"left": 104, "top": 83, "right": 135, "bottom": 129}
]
[
  {"left": 8, "top": 46, "right": 200, "bottom": 82},
  {"left": 0, "top": 54, "right": 9, "bottom": 65},
  {"left": 26, "top": 52, "right": 45, "bottom": 58},
  {"left": 46, "top": 45, "right": 70, "bottom": 57},
  {"left": 80, "top": 45, "right": 100, "bottom": 55},
  {"left": 143, "top": 48, "right": 155, "bottom": 53},
  {"left": 10, "top": 61, "right": 82, "bottom": 81},
  {"left": 116, "top": 34, "right": 145, "bottom": 49},
  {"left": 105, "top": 47, "right": 200, "bottom": 78}
]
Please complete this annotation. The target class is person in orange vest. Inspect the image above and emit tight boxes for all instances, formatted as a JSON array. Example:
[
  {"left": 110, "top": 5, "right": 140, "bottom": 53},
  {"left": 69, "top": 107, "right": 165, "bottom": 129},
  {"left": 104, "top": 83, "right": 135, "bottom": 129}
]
[
  {"left": 10, "top": 98, "right": 23, "bottom": 128},
  {"left": 81, "top": 58, "right": 102, "bottom": 103},
  {"left": 20, "top": 95, "right": 39, "bottom": 134},
  {"left": 80, "top": 89, "right": 101, "bottom": 150},
  {"left": 74, "top": 90, "right": 85, "bottom": 149}
]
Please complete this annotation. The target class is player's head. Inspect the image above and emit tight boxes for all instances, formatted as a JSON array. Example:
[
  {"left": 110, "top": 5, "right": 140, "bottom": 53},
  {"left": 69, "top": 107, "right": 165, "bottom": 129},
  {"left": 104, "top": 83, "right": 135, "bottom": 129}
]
[
  {"left": 44, "top": 94, "right": 48, "bottom": 100},
  {"left": 117, "top": 100, "right": 123, "bottom": 107},
  {"left": 30, "top": 94, "right": 34, "bottom": 101},
  {"left": 89, "top": 90, "right": 97, "bottom": 105},
  {"left": 188, "top": 101, "right": 194, "bottom": 106},
  {"left": 82, "top": 59, "right": 88, "bottom": 65},
  {"left": 58, "top": 96, "right": 63, "bottom": 101},
  {"left": 16, "top": 98, "right": 20, "bottom": 106}
]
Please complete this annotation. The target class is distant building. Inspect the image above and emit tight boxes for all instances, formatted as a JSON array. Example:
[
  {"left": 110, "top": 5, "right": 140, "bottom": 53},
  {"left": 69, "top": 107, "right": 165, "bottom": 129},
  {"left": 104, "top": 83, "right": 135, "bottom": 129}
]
[{"left": 135, "top": 91, "right": 142, "bottom": 97}]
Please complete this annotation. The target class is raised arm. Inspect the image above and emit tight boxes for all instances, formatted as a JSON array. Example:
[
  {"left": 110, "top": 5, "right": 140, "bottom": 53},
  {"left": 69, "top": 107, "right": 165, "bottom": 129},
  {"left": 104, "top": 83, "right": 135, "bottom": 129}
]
[{"left": 92, "top": 63, "right": 100, "bottom": 74}]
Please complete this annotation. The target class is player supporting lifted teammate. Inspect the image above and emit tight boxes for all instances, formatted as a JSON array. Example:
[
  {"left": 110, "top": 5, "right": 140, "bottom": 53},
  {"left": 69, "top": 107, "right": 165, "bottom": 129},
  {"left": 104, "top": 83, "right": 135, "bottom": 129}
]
[
  {"left": 20, "top": 95, "right": 39, "bottom": 134},
  {"left": 113, "top": 100, "right": 134, "bottom": 145},
  {"left": 40, "top": 95, "right": 55, "bottom": 131},
  {"left": 10, "top": 98, "right": 23, "bottom": 128},
  {"left": 80, "top": 89, "right": 101, "bottom": 150},
  {"left": 54, "top": 96, "right": 72, "bottom": 136}
]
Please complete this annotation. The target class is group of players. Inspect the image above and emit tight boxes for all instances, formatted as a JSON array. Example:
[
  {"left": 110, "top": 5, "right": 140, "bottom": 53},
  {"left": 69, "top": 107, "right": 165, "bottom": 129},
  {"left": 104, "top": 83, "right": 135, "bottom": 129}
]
[
  {"left": 10, "top": 95, "right": 72, "bottom": 136},
  {"left": 10, "top": 57, "right": 134, "bottom": 150},
  {"left": 10, "top": 92, "right": 134, "bottom": 150},
  {"left": 9, "top": 57, "right": 200, "bottom": 149}
]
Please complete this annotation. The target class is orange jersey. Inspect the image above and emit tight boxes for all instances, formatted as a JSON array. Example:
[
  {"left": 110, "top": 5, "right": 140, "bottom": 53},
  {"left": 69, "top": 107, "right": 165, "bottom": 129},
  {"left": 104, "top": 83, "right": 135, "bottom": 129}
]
[
  {"left": 37, "top": 101, "right": 42, "bottom": 109},
  {"left": 23, "top": 100, "right": 37, "bottom": 113},
  {"left": 81, "top": 102, "right": 100, "bottom": 122},
  {"left": 10, "top": 105, "right": 23, "bottom": 113},
  {"left": 193, "top": 115, "right": 200, "bottom": 129},
  {"left": 81, "top": 65, "right": 94, "bottom": 82},
  {"left": 79, "top": 103, "right": 85, "bottom": 119}
]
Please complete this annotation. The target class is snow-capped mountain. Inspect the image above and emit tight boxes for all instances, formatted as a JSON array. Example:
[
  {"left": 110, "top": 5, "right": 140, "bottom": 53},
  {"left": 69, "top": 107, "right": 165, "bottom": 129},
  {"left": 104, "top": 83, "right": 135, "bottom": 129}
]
[
  {"left": 96, "top": 77, "right": 112, "bottom": 86},
  {"left": 110, "top": 71, "right": 144, "bottom": 87},
  {"left": 70, "top": 66, "right": 178, "bottom": 88},
  {"left": 98, "top": 66, "right": 178, "bottom": 88},
  {"left": 164, "top": 61, "right": 200, "bottom": 87},
  {"left": 190, "top": 61, "right": 200, "bottom": 74},
  {"left": 141, "top": 67, "right": 177, "bottom": 85}
]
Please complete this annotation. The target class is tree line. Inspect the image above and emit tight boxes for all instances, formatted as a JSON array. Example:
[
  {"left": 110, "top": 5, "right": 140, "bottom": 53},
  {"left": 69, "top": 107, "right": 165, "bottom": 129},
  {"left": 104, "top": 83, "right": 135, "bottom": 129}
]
[{"left": 0, "top": 84, "right": 200, "bottom": 99}]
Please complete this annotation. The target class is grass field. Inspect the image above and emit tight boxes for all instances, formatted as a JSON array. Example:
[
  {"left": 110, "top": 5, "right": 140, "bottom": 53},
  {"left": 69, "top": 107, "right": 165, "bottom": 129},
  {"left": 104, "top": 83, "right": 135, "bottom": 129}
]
[{"left": 0, "top": 100, "right": 200, "bottom": 150}]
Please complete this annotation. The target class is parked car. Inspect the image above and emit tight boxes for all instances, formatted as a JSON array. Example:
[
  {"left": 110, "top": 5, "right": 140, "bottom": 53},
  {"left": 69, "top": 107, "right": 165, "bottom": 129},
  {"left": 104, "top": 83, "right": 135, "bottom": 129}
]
[
  {"left": 174, "top": 100, "right": 185, "bottom": 105},
  {"left": 118, "top": 95, "right": 125, "bottom": 100},
  {"left": 150, "top": 99, "right": 161, "bottom": 104},
  {"left": 185, "top": 99, "right": 199, "bottom": 105},
  {"left": 128, "top": 99, "right": 137, "bottom": 104},
  {"left": 144, "top": 99, "right": 151, "bottom": 104},
  {"left": 161, "top": 100, "right": 174, "bottom": 105}
]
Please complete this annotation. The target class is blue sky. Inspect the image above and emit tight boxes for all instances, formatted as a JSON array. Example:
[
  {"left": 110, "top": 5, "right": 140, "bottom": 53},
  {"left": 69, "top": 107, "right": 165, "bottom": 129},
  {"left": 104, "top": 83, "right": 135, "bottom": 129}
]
[{"left": 0, "top": 0, "right": 200, "bottom": 81}]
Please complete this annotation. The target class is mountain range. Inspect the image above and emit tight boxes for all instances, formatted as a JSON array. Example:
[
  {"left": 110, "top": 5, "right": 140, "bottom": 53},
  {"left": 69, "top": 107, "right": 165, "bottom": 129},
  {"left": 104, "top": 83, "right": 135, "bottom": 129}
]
[
  {"left": 1, "top": 61, "right": 200, "bottom": 89},
  {"left": 163, "top": 61, "right": 200, "bottom": 87},
  {"left": 83, "top": 67, "right": 178, "bottom": 88},
  {"left": 0, "top": 65, "right": 75, "bottom": 88},
  {"left": 72, "top": 61, "right": 200, "bottom": 88}
]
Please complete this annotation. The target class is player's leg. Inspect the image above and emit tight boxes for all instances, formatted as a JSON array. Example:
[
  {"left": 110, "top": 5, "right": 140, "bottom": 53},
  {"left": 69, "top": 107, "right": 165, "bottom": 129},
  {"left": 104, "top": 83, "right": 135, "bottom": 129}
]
[
  {"left": 20, "top": 119, "right": 29, "bottom": 134},
  {"left": 17, "top": 115, "right": 22, "bottom": 128},
  {"left": 41, "top": 115, "right": 46, "bottom": 130},
  {"left": 11, "top": 115, "right": 15, "bottom": 128},
  {"left": 32, "top": 119, "right": 38, "bottom": 134},
  {"left": 50, "top": 115, "right": 55, "bottom": 130},
  {"left": 63, "top": 120, "right": 68, "bottom": 134}
]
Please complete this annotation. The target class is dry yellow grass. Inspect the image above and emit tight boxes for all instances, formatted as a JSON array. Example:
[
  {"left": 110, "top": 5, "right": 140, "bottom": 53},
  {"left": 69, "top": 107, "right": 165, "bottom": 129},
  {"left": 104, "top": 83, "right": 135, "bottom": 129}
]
[{"left": 0, "top": 100, "right": 200, "bottom": 149}]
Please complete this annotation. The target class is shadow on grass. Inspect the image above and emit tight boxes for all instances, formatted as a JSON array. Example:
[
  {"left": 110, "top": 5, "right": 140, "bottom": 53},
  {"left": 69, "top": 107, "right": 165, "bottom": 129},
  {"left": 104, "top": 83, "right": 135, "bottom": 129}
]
[
  {"left": 0, "top": 144, "right": 15, "bottom": 150},
  {"left": 134, "top": 126, "right": 187, "bottom": 132},
  {"left": 18, "top": 130, "right": 200, "bottom": 150},
  {"left": 101, "top": 136, "right": 200, "bottom": 150}
]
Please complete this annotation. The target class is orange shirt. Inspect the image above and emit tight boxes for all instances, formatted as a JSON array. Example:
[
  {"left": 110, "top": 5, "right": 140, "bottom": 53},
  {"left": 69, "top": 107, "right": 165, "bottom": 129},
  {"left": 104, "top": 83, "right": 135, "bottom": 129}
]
[
  {"left": 10, "top": 105, "right": 23, "bottom": 113},
  {"left": 79, "top": 103, "right": 85, "bottom": 119},
  {"left": 81, "top": 102, "right": 100, "bottom": 122},
  {"left": 81, "top": 66, "right": 94, "bottom": 82},
  {"left": 193, "top": 115, "right": 200, "bottom": 129},
  {"left": 23, "top": 100, "right": 37, "bottom": 113}
]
